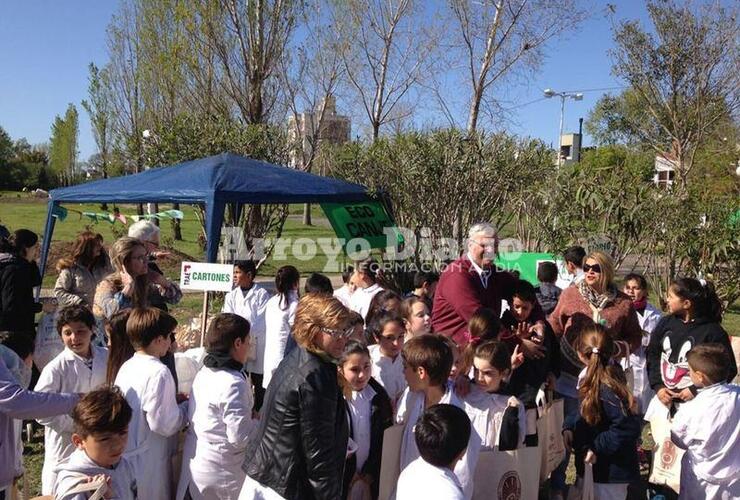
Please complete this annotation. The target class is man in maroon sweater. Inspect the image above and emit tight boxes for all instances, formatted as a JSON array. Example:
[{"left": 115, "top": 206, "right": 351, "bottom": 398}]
[{"left": 432, "top": 223, "right": 546, "bottom": 349}]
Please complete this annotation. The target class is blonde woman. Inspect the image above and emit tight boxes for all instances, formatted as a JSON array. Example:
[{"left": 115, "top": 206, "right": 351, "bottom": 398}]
[
  {"left": 93, "top": 237, "right": 181, "bottom": 319},
  {"left": 240, "top": 294, "right": 352, "bottom": 500},
  {"left": 547, "top": 250, "right": 642, "bottom": 498}
]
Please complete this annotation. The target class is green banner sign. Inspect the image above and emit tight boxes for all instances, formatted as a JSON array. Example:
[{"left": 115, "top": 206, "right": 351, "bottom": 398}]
[
  {"left": 321, "top": 201, "right": 403, "bottom": 250},
  {"left": 495, "top": 252, "right": 558, "bottom": 286}
]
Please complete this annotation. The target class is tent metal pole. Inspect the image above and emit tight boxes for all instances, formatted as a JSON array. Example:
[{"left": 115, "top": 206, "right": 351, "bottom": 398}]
[
  {"left": 200, "top": 290, "right": 209, "bottom": 347},
  {"left": 37, "top": 200, "right": 58, "bottom": 300}
]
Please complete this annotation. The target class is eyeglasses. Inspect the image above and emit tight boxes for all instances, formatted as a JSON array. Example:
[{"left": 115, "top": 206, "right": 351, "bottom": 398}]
[
  {"left": 471, "top": 240, "right": 497, "bottom": 250},
  {"left": 583, "top": 263, "right": 602, "bottom": 274},
  {"left": 321, "top": 326, "right": 355, "bottom": 340}
]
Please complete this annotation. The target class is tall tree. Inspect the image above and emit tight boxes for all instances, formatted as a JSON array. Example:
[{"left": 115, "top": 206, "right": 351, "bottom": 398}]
[
  {"left": 447, "top": 0, "right": 585, "bottom": 134},
  {"left": 281, "top": 0, "right": 345, "bottom": 224},
  {"left": 599, "top": 0, "right": 740, "bottom": 193},
  {"left": 332, "top": 0, "right": 435, "bottom": 141},
  {"left": 0, "top": 126, "right": 12, "bottom": 166},
  {"left": 48, "top": 104, "right": 79, "bottom": 186},
  {"left": 82, "top": 63, "right": 113, "bottom": 179}
]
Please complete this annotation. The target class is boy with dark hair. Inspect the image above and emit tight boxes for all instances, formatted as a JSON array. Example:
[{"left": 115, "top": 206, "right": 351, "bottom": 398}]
[
  {"left": 556, "top": 245, "right": 586, "bottom": 289},
  {"left": 396, "top": 404, "right": 471, "bottom": 500},
  {"left": 671, "top": 344, "right": 740, "bottom": 500},
  {"left": 500, "top": 280, "right": 560, "bottom": 443},
  {"left": 396, "top": 334, "right": 480, "bottom": 499},
  {"left": 407, "top": 271, "right": 439, "bottom": 313},
  {"left": 36, "top": 305, "right": 108, "bottom": 494},
  {"left": 114, "top": 308, "right": 187, "bottom": 499},
  {"left": 304, "top": 272, "right": 334, "bottom": 295},
  {"left": 535, "top": 261, "right": 561, "bottom": 315},
  {"left": 333, "top": 265, "right": 355, "bottom": 308},
  {"left": 177, "top": 313, "right": 256, "bottom": 500},
  {"left": 53, "top": 386, "right": 137, "bottom": 500}
]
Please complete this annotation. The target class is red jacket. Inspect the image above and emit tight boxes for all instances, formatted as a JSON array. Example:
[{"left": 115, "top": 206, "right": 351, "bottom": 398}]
[{"left": 432, "top": 255, "right": 540, "bottom": 346}]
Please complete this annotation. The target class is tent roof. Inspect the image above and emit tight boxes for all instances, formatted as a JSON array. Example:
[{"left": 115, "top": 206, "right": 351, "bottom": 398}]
[{"left": 50, "top": 152, "right": 369, "bottom": 204}]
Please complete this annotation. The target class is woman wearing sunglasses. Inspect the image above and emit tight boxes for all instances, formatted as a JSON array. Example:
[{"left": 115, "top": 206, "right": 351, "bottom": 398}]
[
  {"left": 240, "top": 293, "right": 351, "bottom": 500},
  {"left": 547, "top": 250, "right": 642, "bottom": 499}
]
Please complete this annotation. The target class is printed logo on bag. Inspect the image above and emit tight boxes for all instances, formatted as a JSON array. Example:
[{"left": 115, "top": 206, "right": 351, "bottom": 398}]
[
  {"left": 498, "top": 471, "right": 522, "bottom": 500},
  {"left": 661, "top": 439, "right": 678, "bottom": 467}
]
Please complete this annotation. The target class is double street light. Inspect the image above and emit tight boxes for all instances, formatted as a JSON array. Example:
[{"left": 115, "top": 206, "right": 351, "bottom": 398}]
[{"left": 544, "top": 88, "right": 583, "bottom": 167}]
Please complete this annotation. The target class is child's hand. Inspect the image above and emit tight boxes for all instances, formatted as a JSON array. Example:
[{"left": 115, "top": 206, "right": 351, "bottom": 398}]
[
  {"left": 510, "top": 344, "right": 524, "bottom": 370},
  {"left": 677, "top": 388, "right": 695, "bottom": 402},
  {"left": 453, "top": 374, "right": 472, "bottom": 397},
  {"left": 514, "top": 322, "right": 532, "bottom": 340},
  {"left": 584, "top": 450, "right": 597, "bottom": 464},
  {"left": 562, "top": 430, "right": 574, "bottom": 452},
  {"left": 657, "top": 387, "right": 677, "bottom": 406},
  {"left": 507, "top": 396, "right": 520, "bottom": 408},
  {"left": 545, "top": 372, "right": 557, "bottom": 390}
]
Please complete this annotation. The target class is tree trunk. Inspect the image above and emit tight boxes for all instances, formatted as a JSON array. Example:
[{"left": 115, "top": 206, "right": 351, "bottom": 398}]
[
  {"left": 172, "top": 203, "right": 182, "bottom": 240},
  {"left": 467, "top": 87, "right": 482, "bottom": 134},
  {"left": 303, "top": 203, "right": 312, "bottom": 226}
]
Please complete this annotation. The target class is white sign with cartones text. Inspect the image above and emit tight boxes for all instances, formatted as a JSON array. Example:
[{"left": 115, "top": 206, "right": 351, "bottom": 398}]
[{"left": 180, "top": 262, "right": 234, "bottom": 292}]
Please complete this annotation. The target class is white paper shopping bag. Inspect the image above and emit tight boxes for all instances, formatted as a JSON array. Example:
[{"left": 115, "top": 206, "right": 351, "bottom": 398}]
[
  {"left": 472, "top": 447, "right": 540, "bottom": 500},
  {"left": 648, "top": 415, "right": 684, "bottom": 493},
  {"left": 536, "top": 390, "right": 566, "bottom": 481},
  {"left": 378, "top": 424, "right": 405, "bottom": 500}
]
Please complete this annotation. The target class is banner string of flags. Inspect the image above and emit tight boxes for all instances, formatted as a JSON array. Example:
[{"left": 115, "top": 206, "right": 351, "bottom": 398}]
[{"left": 51, "top": 205, "right": 184, "bottom": 225}]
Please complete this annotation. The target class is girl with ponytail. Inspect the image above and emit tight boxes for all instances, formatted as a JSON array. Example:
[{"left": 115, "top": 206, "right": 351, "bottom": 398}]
[
  {"left": 262, "top": 266, "right": 300, "bottom": 391},
  {"left": 645, "top": 277, "right": 736, "bottom": 417},
  {"left": 562, "top": 324, "right": 641, "bottom": 499}
]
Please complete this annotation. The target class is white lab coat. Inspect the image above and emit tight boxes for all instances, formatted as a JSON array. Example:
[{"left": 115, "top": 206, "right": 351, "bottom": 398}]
[
  {"left": 463, "top": 385, "right": 526, "bottom": 450},
  {"left": 555, "top": 268, "right": 584, "bottom": 290},
  {"left": 369, "top": 344, "right": 406, "bottom": 408},
  {"left": 115, "top": 352, "right": 188, "bottom": 500},
  {"left": 223, "top": 284, "right": 271, "bottom": 374},
  {"left": 333, "top": 285, "right": 353, "bottom": 308},
  {"left": 349, "top": 283, "right": 383, "bottom": 320},
  {"left": 53, "top": 448, "right": 137, "bottom": 500},
  {"left": 622, "top": 303, "right": 662, "bottom": 413},
  {"left": 671, "top": 383, "right": 740, "bottom": 500},
  {"left": 396, "top": 457, "right": 464, "bottom": 500},
  {"left": 396, "top": 383, "right": 481, "bottom": 500},
  {"left": 35, "top": 345, "right": 108, "bottom": 495},
  {"left": 261, "top": 291, "right": 299, "bottom": 388},
  {"left": 176, "top": 366, "right": 256, "bottom": 500}
]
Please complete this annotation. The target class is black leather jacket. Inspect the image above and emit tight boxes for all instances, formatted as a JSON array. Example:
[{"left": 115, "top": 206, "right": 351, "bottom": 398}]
[{"left": 243, "top": 346, "right": 349, "bottom": 500}]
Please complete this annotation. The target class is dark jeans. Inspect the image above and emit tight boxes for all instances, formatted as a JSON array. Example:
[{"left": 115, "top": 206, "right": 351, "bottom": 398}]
[
  {"left": 250, "top": 372, "right": 265, "bottom": 412},
  {"left": 550, "top": 393, "right": 580, "bottom": 493}
]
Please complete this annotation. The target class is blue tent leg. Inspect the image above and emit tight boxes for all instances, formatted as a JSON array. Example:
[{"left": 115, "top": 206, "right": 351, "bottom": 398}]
[
  {"left": 37, "top": 201, "right": 58, "bottom": 300},
  {"left": 205, "top": 197, "right": 226, "bottom": 263}
]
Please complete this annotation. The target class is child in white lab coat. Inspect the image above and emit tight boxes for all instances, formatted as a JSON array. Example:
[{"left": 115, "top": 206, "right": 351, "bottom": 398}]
[
  {"left": 177, "top": 313, "right": 256, "bottom": 500},
  {"left": 261, "top": 265, "right": 300, "bottom": 390},
  {"left": 339, "top": 340, "right": 393, "bottom": 500},
  {"left": 114, "top": 307, "right": 188, "bottom": 500},
  {"left": 463, "top": 340, "right": 526, "bottom": 451},
  {"left": 396, "top": 404, "right": 471, "bottom": 500},
  {"left": 53, "top": 386, "right": 137, "bottom": 500},
  {"left": 396, "top": 334, "right": 480, "bottom": 500},
  {"left": 368, "top": 311, "right": 407, "bottom": 409},
  {"left": 35, "top": 305, "right": 108, "bottom": 495},
  {"left": 671, "top": 344, "right": 740, "bottom": 500},
  {"left": 222, "top": 260, "right": 270, "bottom": 411}
]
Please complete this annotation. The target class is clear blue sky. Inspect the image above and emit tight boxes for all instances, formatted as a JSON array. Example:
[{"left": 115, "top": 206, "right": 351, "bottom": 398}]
[{"left": 0, "top": 1, "right": 652, "bottom": 160}]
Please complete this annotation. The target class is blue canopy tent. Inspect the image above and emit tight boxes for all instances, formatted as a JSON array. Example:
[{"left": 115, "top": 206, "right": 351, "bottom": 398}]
[{"left": 40, "top": 152, "right": 370, "bottom": 277}]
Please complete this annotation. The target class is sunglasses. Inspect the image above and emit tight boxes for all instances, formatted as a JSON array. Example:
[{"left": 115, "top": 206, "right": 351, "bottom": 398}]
[
  {"left": 321, "top": 326, "right": 355, "bottom": 340},
  {"left": 583, "top": 263, "right": 602, "bottom": 274}
]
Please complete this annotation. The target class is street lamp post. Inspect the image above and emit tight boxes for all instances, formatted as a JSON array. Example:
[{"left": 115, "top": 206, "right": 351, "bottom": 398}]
[{"left": 544, "top": 88, "right": 583, "bottom": 167}]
